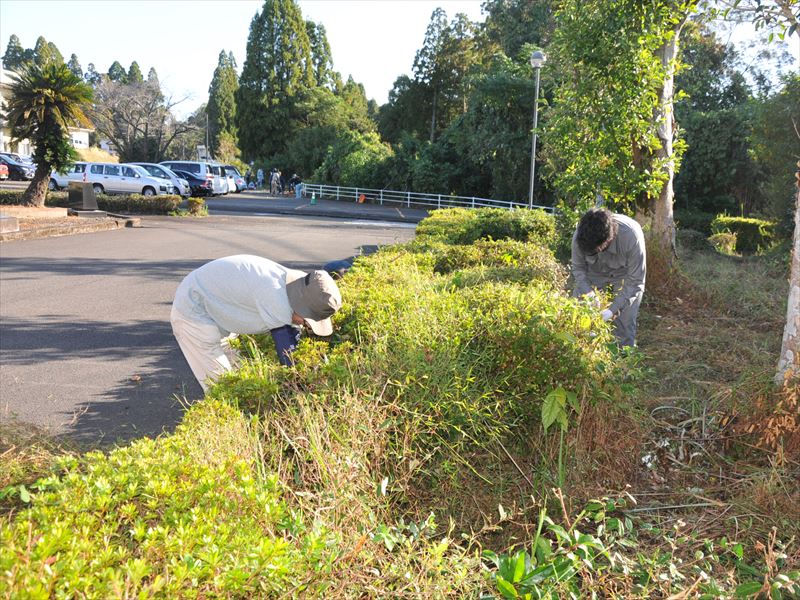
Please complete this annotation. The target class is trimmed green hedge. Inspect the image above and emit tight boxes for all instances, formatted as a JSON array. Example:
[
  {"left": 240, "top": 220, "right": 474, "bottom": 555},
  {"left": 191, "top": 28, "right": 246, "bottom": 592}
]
[
  {"left": 0, "top": 190, "right": 181, "bottom": 215},
  {"left": 710, "top": 215, "right": 776, "bottom": 254},
  {"left": 415, "top": 207, "right": 556, "bottom": 247}
]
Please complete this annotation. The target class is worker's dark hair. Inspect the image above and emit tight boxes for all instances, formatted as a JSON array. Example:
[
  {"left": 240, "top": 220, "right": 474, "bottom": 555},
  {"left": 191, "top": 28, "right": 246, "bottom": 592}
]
[{"left": 576, "top": 208, "right": 618, "bottom": 254}]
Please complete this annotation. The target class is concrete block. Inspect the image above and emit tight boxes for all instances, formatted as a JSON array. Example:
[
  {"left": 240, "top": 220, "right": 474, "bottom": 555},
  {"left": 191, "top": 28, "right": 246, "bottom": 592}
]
[{"left": 0, "top": 214, "right": 19, "bottom": 233}]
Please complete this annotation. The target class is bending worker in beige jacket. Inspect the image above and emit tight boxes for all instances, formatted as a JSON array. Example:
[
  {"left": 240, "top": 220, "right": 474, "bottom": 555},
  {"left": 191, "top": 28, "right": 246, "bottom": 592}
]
[
  {"left": 171, "top": 254, "right": 342, "bottom": 391},
  {"left": 571, "top": 208, "right": 646, "bottom": 347}
]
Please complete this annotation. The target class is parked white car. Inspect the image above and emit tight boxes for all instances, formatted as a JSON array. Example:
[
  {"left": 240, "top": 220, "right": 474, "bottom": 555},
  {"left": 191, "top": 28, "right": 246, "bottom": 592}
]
[
  {"left": 64, "top": 162, "right": 170, "bottom": 196},
  {"left": 129, "top": 162, "right": 190, "bottom": 197},
  {"left": 49, "top": 161, "right": 87, "bottom": 190}
]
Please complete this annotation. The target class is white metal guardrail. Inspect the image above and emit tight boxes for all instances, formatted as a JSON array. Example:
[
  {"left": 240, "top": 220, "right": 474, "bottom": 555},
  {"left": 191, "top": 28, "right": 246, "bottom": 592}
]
[{"left": 300, "top": 183, "right": 554, "bottom": 212}]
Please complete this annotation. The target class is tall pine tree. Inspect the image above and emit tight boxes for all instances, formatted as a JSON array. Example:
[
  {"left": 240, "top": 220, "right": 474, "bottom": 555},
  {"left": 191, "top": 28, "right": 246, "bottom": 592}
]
[
  {"left": 2, "top": 34, "right": 26, "bottom": 70},
  {"left": 306, "top": 22, "right": 336, "bottom": 89},
  {"left": 128, "top": 61, "right": 144, "bottom": 83},
  {"left": 207, "top": 50, "right": 239, "bottom": 157},
  {"left": 236, "top": 0, "right": 314, "bottom": 159},
  {"left": 67, "top": 54, "right": 82, "bottom": 79},
  {"left": 31, "top": 36, "right": 63, "bottom": 67},
  {"left": 107, "top": 61, "right": 126, "bottom": 82}
]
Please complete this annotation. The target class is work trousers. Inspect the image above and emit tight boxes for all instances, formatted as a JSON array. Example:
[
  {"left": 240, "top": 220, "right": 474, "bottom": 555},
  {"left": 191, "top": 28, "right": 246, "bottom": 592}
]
[
  {"left": 170, "top": 305, "right": 240, "bottom": 392},
  {"left": 588, "top": 278, "right": 642, "bottom": 348}
]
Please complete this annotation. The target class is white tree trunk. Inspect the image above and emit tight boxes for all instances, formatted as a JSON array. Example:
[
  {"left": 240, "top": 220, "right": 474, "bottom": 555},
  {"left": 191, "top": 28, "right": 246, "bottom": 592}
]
[
  {"left": 775, "top": 183, "right": 800, "bottom": 386},
  {"left": 651, "top": 25, "right": 683, "bottom": 260}
]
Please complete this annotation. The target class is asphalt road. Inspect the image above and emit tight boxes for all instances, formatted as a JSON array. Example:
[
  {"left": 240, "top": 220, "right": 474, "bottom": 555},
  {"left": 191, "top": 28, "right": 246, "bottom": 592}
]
[{"left": 0, "top": 213, "right": 415, "bottom": 446}]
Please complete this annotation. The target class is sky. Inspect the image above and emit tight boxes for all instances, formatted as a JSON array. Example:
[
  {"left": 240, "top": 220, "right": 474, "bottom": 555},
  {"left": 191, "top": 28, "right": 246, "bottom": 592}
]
[
  {"left": 0, "top": 0, "right": 486, "bottom": 119},
  {"left": 0, "top": 0, "right": 796, "bottom": 121}
]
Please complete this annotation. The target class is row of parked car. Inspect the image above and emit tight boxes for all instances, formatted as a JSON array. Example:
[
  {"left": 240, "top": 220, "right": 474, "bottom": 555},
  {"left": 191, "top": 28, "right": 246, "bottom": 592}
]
[
  {"left": 0, "top": 152, "right": 36, "bottom": 181},
  {"left": 48, "top": 161, "right": 246, "bottom": 197}
]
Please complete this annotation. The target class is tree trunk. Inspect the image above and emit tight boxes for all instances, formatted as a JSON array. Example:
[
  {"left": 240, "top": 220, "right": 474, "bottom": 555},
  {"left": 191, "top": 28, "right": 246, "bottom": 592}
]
[
  {"left": 21, "top": 162, "right": 51, "bottom": 208},
  {"left": 775, "top": 181, "right": 800, "bottom": 386},
  {"left": 430, "top": 87, "right": 437, "bottom": 143},
  {"left": 649, "top": 24, "right": 684, "bottom": 262}
]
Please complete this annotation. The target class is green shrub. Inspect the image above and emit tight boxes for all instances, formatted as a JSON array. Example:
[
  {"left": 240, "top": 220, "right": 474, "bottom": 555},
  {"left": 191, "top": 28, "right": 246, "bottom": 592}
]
[
  {"left": 0, "top": 400, "right": 337, "bottom": 596},
  {"left": 187, "top": 197, "right": 206, "bottom": 215},
  {"left": 0, "top": 189, "right": 181, "bottom": 214},
  {"left": 708, "top": 231, "right": 738, "bottom": 255},
  {"left": 402, "top": 238, "right": 566, "bottom": 290},
  {"left": 0, "top": 190, "right": 69, "bottom": 206},
  {"left": 710, "top": 215, "right": 776, "bottom": 254},
  {"left": 95, "top": 194, "right": 182, "bottom": 215},
  {"left": 333, "top": 248, "right": 622, "bottom": 462},
  {"left": 416, "top": 207, "right": 556, "bottom": 247}
]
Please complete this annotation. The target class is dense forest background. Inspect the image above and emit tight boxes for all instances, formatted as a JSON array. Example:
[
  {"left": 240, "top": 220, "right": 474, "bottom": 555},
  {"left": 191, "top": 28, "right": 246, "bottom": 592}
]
[{"left": 3, "top": 0, "right": 798, "bottom": 231}]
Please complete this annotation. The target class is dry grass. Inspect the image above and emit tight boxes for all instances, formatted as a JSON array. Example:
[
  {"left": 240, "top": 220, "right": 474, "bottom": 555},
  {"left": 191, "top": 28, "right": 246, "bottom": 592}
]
[
  {"left": 627, "top": 238, "right": 800, "bottom": 564},
  {"left": 0, "top": 421, "right": 75, "bottom": 514},
  {"left": 76, "top": 147, "right": 118, "bottom": 163}
]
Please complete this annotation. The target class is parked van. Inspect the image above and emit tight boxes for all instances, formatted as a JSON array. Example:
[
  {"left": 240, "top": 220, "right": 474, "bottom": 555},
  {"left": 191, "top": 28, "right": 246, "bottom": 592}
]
[{"left": 160, "top": 161, "right": 223, "bottom": 195}]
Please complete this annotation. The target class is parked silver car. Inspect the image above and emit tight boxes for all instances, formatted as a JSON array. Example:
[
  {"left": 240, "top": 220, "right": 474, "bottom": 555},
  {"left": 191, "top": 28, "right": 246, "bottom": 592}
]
[
  {"left": 129, "top": 162, "right": 190, "bottom": 197},
  {"left": 83, "top": 162, "right": 170, "bottom": 196}
]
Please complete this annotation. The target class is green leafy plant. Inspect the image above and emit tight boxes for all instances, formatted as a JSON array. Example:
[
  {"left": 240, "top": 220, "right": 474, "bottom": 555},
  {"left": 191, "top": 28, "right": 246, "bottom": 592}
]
[
  {"left": 415, "top": 207, "right": 556, "bottom": 247},
  {"left": 710, "top": 215, "right": 776, "bottom": 254}
]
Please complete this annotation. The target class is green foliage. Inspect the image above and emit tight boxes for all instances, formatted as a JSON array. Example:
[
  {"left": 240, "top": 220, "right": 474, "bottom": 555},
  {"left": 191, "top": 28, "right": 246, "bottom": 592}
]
[
  {"left": 749, "top": 74, "right": 800, "bottom": 228},
  {"left": 708, "top": 231, "right": 738, "bottom": 255},
  {"left": 415, "top": 207, "right": 556, "bottom": 247},
  {"left": 0, "top": 400, "right": 337, "bottom": 596},
  {"left": 312, "top": 130, "right": 392, "bottom": 188},
  {"left": 207, "top": 50, "right": 239, "bottom": 157},
  {"left": 335, "top": 248, "right": 621, "bottom": 462},
  {"left": 676, "top": 228, "right": 713, "bottom": 253},
  {"left": 43, "top": 190, "right": 182, "bottom": 215},
  {"left": 2, "top": 34, "right": 26, "bottom": 70},
  {"left": 408, "top": 238, "right": 566, "bottom": 290},
  {"left": 457, "top": 51, "right": 544, "bottom": 203},
  {"left": 711, "top": 215, "right": 776, "bottom": 254},
  {"left": 107, "top": 60, "right": 127, "bottom": 82},
  {"left": 544, "top": 0, "right": 694, "bottom": 211},
  {"left": 92, "top": 194, "right": 181, "bottom": 215},
  {"left": 127, "top": 61, "right": 143, "bottom": 83},
  {"left": 236, "top": 0, "right": 314, "bottom": 159},
  {"left": 3, "top": 60, "right": 92, "bottom": 206},
  {"left": 482, "top": 0, "right": 555, "bottom": 58}
]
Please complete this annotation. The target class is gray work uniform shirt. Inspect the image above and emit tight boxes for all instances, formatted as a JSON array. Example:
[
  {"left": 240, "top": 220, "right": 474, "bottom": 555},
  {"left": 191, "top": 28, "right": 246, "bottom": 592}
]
[{"left": 571, "top": 213, "right": 646, "bottom": 317}]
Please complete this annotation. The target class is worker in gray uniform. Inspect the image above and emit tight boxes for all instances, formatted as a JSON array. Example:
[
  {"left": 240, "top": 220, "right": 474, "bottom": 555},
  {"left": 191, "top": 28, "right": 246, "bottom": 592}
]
[{"left": 571, "top": 208, "right": 646, "bottom": 347}]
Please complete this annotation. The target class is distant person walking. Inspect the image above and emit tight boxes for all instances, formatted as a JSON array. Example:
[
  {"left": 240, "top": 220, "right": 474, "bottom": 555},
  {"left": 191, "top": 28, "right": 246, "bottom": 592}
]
[
  {"left": 571, "top": 208, "right": 646, "bottom": 348},
  {"left": 270, "top": 169, "right": 280, "bottom": 194},
  {"left": 171, "top": 255, "right": 342, "bottom": 391},
  {"left": 256, "top": 168, "right": 264, "bottom": 189}
]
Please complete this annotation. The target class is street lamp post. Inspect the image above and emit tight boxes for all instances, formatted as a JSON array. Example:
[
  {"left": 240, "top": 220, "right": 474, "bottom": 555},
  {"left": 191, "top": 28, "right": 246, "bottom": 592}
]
[{"left": 528, "top": 50, "right": 546, "bottom": 209}]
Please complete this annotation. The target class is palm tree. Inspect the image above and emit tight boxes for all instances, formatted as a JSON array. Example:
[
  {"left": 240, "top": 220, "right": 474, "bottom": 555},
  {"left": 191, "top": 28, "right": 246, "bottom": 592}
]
[{"left": 3, "top": 61, "right": 93, "bottom": 207}]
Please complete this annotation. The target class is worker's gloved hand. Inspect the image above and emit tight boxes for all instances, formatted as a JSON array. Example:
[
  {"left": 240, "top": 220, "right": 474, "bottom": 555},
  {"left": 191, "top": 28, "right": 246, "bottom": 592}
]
[
  {"left": 583, "top": 290, "right": 602, "bottom": 308},
  {"left": 601, "top": 309, "right": 613, "bottom": 322}
]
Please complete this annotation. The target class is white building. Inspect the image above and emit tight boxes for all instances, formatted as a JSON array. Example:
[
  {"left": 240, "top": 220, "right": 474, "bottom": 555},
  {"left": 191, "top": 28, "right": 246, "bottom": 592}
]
[{"left": 0, "top": 66, "right": 93, "bottom": 156}]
